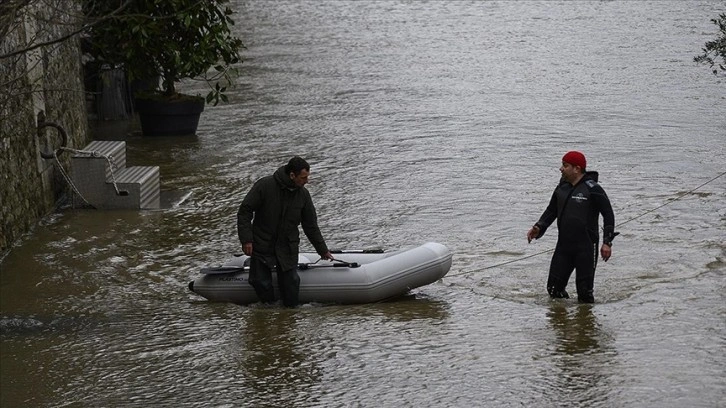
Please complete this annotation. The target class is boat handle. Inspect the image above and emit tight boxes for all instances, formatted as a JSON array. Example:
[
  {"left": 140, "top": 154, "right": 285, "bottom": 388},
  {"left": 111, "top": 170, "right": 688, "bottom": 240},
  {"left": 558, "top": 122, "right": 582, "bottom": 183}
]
[{"left": 298, "top": 258, "right": 359, "bottom": 269}]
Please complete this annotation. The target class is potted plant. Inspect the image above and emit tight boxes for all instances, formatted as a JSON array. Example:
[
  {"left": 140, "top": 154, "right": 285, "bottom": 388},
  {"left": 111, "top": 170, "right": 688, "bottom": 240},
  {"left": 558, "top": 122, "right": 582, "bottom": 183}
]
[{"left": 83, "top": 0, "right": 243, "bottom": 136}]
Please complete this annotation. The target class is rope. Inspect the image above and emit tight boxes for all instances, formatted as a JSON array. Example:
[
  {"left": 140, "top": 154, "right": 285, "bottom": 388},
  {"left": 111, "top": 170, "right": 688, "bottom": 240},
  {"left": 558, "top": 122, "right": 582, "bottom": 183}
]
[
  {"left": 614, "top": 170, "right": 726, "bottom": 228},
  {"left": 52, "top": 150, "right": 94, "bottom": 208},
  {"left": 449, "top": 248, "right": 555, "bottom": 278},
  {"left": 52, "top": 146, "right": 127, "bottom": 208},
  {"left": 448, "top": 170, "right": 726, "bottom": 278},
  {"left": 59, "top": 146, "right": 123, "bottom": 196}
]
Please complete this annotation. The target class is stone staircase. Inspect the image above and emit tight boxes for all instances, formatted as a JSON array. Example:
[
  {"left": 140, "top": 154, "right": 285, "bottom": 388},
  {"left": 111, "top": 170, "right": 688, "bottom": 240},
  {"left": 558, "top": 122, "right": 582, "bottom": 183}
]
[{"left": 71, "top": 141, "right": 160, "bottom": 209}]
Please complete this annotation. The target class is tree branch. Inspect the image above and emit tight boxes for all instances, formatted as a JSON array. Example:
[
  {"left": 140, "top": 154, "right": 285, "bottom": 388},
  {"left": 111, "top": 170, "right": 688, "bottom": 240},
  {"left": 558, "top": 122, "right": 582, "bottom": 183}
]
[{"left": 0, "top": 0, "right": 133, "bottom": 60}]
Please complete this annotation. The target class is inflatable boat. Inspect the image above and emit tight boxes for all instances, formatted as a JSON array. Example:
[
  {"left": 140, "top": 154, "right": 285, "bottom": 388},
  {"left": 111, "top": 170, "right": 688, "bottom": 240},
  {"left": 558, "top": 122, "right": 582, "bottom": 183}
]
[{"left": 188, "top": 242, "right": 452, "bottom": 305}]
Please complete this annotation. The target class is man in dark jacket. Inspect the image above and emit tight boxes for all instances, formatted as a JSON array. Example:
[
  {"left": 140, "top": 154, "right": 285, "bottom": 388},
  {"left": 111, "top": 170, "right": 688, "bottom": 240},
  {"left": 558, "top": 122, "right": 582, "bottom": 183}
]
[
  {"left": 526, "top": 151, "right": 618, "bottom": 303},
  {"left": 237, "top": 157, "right": 333, "bottom": 307}
]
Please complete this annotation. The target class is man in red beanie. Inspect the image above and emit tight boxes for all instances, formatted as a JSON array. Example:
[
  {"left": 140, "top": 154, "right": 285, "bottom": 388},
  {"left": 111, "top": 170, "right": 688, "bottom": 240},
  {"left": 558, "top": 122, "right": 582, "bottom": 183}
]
[{"left": 526, "top": 151, "right": 618, "bottom": 303}]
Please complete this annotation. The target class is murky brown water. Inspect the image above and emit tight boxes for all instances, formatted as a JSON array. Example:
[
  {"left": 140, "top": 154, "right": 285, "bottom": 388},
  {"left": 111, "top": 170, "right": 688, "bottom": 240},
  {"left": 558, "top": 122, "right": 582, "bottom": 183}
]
[{"left": 2, "top": 1, "right": 725, "bottom": 406}]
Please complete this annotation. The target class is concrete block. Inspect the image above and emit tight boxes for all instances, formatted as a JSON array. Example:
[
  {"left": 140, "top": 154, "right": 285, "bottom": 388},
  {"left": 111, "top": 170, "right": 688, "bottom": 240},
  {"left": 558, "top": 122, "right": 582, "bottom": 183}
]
[{"left": 70, "top": 141, "right": 160, "bottom": 210}]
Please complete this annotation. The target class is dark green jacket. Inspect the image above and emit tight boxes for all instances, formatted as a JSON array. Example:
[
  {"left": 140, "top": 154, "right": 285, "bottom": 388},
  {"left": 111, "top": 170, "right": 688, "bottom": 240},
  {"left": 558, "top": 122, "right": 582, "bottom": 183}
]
[{"left": 237, "top": 166, "right": 329, "bottom": 271}]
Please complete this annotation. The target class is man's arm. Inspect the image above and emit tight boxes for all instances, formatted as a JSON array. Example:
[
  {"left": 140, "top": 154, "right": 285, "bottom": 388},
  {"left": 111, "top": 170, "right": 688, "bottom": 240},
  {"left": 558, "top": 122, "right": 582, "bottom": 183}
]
[
  {"left": 528, "top": 189, "right": 558, "bottom": 243},
  {"left": 237, "top": 183, "right": 262, "bottom": 252},
  {"left": 592, "top": 185, "right": 616, "bottom": 244},
  {"left": 591, "top": 185, "right": 617, "bottom": 261},
  {"left": 300, "top": 192, "right": 331, "bottom": 259}
]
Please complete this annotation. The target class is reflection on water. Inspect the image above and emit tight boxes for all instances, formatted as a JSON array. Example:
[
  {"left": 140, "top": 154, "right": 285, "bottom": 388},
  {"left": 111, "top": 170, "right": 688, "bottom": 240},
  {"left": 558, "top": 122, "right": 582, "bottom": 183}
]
[
  {"left": 544, "top": 303, "right": 616, "bottom": 407},
  {"left": 203, "top": 297, "right": 451, "bottom": 407},
  {"left": 317, "top": 295, "right": 451, "bottom": 322},
  {"left": 548, "top": 303, "right": 602, "bottom": 355},
  {"left": 237, "top": 309, "right": 322, "bottom": 406}
]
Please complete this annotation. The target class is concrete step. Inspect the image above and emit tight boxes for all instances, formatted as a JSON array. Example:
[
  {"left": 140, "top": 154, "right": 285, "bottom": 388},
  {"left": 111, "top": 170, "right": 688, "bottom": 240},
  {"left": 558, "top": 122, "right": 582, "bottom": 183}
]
[
  {"left": 104, "top": 166, "right": 160, "bottom": 210},
  {"left": 70, "top": 140, "right": 161, "bottom": 210},
  {"left": 74, "top": 140, "right": 127, "bottom": 173}
]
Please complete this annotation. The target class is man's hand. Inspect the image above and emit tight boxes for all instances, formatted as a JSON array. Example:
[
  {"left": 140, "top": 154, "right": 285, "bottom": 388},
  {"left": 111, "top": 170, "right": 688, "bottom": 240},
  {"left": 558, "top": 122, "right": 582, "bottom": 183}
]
[
  {"left": 600, "top": 244, "right": 612, "bottom": 262},
  {"left": 242, "top": 242, "right": 253, "bottom": 256},
  {"left": 321, "top": 251, "right": 334, "bottom": 261},
  {"left": 527, "top": 225, "right": 540, "bottom": 243}
]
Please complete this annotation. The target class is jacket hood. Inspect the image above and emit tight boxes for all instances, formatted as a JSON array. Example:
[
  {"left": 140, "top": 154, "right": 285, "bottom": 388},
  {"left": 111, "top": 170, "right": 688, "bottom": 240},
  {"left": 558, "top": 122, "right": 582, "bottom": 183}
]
[
  {"left": 584, "top": 170, "right": 599, "bottom": 182},
  {"left": 273, "top": 165, "right": 298, "bottom": 190},
  {"left": 559, "top": 170, "right": 599, "bottom": 185}
]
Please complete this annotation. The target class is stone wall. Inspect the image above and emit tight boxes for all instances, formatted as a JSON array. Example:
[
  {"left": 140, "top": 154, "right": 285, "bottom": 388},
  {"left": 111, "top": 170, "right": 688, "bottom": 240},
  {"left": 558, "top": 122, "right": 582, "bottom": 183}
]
[{"left": 0, "top": 0, "right": 90, "bottom": 254}]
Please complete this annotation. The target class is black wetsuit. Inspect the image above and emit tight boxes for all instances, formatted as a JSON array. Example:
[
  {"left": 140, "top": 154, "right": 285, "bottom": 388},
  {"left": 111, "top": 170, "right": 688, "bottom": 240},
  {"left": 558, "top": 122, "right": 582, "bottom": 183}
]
[{"left": 534, "top": 171, "right": 616, "bottom": 303}]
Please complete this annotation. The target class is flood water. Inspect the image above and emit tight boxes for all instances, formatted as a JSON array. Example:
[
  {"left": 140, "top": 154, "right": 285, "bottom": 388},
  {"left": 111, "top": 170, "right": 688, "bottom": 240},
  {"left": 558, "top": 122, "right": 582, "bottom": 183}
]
[{"left": 2, "top": 1, "right": 725, "bottom": 406}]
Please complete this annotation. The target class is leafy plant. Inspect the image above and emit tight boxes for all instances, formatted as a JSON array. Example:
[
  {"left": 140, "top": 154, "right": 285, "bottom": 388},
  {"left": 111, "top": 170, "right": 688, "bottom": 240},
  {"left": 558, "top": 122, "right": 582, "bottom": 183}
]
[
  {"left": 83, "top": 0, "right": 244, "bottom": 105},
  {"left": 694, "top": 13, "right": 726, "bottom": 76}
]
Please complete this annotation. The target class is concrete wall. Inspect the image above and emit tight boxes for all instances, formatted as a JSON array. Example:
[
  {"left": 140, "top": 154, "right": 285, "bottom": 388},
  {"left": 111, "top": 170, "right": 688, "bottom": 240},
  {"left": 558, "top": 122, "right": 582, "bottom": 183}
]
[{"left": 0, "top": 0, "right": 90, "bottom": 254}]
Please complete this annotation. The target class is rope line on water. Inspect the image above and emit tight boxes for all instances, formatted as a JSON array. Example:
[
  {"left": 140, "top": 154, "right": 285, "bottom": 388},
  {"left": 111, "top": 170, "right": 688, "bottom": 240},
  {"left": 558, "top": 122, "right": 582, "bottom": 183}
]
[
  {"left": 613, "top": 170, "right": 726, "bottom": 229},
  {"left": 449, "top": 170, "right": 726, "bottom": 278}
]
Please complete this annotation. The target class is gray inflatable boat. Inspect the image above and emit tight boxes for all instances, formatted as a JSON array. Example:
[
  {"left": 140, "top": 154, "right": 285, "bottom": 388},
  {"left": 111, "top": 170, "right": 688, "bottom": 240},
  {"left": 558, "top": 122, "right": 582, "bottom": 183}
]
[{"left": 189, "top": 242, "right": 452, "bottom": 305}]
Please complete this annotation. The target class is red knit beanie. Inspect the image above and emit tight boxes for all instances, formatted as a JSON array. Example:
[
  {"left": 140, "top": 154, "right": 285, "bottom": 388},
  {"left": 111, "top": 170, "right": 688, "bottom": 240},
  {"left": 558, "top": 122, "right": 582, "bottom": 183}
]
[{"left": 562, "top": 151, "right": 586, "bottom": 170}]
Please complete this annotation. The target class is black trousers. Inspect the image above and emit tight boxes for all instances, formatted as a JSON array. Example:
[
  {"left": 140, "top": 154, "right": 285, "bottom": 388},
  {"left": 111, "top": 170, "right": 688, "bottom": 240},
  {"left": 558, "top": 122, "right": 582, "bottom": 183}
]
[
  {"left": 546, "top": 242, "right": 598, "bottom": 303},
  {"left": 248, "top": 257, "right": 301, "bottom": 307}
]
